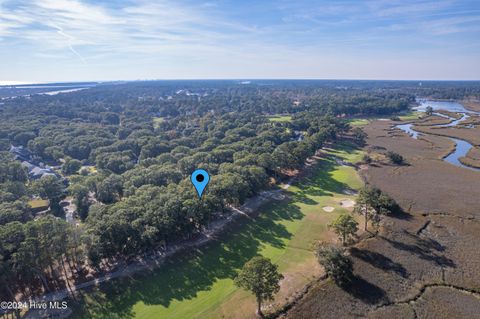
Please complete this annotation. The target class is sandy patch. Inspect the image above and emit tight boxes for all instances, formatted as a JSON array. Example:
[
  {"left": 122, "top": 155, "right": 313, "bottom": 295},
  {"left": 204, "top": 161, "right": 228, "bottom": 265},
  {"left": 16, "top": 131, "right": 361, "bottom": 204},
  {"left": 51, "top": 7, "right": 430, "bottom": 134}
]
[
  {"left": 322, "top": 206, "right": 335, "bottom": 212},
  {"left": 339, "top": 199, "right": 355, "bottom": 208}
]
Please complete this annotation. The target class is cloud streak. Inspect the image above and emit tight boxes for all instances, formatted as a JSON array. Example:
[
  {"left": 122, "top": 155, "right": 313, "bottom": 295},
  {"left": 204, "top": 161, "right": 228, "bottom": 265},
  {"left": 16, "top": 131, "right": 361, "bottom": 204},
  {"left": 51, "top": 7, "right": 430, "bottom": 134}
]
[{"left": 51, "top": 23, "right": 86, "bottom": 64}]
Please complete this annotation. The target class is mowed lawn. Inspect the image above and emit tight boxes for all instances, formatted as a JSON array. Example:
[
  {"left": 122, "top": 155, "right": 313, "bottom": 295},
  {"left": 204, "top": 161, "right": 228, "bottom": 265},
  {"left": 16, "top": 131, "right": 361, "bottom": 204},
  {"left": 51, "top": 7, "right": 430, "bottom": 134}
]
[
  {"left": 347, "top": 111, "right": 423, "bottom": 127},
  {"left": 348, "top": 118, "right": 370, "bottom": 127},
  {"left": 398, "top": 111, "right": 423, "bottom": 121},
  {"left": 72, "top": 143, "right": 363, "bottom": 319}
]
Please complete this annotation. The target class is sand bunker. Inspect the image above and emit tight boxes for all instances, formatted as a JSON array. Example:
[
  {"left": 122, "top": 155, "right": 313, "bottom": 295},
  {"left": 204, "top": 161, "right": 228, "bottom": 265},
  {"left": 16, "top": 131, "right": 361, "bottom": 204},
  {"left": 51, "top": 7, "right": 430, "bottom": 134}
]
[
  {"left": 322, "top": 206, "right": 335, "bottom": 212},
  {"left": 340, "top": 199, "right": 355, "bottom": 208}
]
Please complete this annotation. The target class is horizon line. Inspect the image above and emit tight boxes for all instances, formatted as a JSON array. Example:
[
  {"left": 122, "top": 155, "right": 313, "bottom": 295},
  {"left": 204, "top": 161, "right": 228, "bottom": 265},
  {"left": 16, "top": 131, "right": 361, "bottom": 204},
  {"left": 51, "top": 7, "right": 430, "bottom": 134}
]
[{"left": 2, "top": 78, "right": 480, "bottom": 87}]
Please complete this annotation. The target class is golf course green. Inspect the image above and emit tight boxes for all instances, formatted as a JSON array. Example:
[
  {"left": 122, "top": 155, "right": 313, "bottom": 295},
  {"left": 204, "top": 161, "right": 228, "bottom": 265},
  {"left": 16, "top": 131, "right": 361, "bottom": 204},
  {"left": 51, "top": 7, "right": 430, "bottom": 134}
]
[{"left": 72, "top": 143, "right": 364, "bottom": 319}]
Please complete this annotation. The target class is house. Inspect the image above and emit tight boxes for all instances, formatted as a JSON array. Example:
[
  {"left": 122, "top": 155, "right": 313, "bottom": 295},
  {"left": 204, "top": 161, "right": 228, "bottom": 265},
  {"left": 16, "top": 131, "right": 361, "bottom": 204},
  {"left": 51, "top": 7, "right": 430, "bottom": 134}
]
[
  {"left": 294, "top": 130, "right": 305, "bottom": 141},
  {"left": 21, "top": 161, "right": 35, "bottom": 171},
  {"left": 10, "top": 145, "right": 32, "bottom": 161},
  {"left": 21, "top": 161, "right": 57, "bottom": 180},
  {"left": 30, "top": 167, "right": 56, "bottom": 179},
  {"left": 11, "top": 145, "right": 59, "bottom": 180}
]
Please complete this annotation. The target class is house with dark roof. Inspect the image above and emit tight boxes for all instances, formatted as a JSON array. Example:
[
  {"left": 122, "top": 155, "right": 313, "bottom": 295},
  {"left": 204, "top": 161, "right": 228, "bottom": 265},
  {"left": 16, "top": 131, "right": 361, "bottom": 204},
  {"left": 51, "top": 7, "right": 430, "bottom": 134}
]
[
  {"left": 11, "top": 145, "right": 59, "bottom": 180},
  {"left": 21, "top": 161, "right": 57, "bottom": 180},
  {"left": 30, "top": 166, "right": 56, "bottom": 179},
  {"left": 10, "top": 145, "right": 32, "bottom": 161}
]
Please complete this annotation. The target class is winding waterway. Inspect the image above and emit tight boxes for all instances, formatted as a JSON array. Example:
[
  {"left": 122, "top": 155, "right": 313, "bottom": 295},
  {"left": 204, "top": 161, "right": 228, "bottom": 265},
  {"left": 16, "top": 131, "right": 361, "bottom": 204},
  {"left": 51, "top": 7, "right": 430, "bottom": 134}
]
[
  {"left": 414, "top": 99, "right": 480, "bottom": 114},
  {"left": 396, "top": 100, "right": 479, "bottom": 172},
  {"left": 444, "top": 138, "right": 474, "bottom": 168}
]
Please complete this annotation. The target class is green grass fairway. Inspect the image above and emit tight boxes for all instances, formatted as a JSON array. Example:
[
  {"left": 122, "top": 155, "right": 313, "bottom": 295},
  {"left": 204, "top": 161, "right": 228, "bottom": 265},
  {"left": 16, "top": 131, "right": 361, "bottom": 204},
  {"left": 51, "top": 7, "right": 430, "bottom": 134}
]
[
  {"left": 268, "top": 115, "right": 293, "bottom": 123},
  {"left": 348, "top": 112, "right": 423, "bottom": 127},
  {"left": 348, "top": 118, "right": 370, "bottom": 127},
  {"left": 398, "top": 111, "right": 422, "bottom": 121},
  {"left": 71, "top": 143, "right": 363, "bottom": 319}
]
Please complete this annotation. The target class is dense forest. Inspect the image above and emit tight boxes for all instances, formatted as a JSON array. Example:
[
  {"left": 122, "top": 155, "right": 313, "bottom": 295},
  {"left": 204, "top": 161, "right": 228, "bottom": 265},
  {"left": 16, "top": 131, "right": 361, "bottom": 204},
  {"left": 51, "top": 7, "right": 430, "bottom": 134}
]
[{"left": 0, "top": 80, "right": 478, "bottom": 307}]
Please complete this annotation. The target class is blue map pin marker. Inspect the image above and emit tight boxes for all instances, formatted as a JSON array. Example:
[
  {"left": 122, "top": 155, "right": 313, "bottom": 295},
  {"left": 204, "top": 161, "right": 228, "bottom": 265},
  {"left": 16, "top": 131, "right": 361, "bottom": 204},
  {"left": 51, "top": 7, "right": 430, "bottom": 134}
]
[{"left": 191, "top": 169, "right": 210, "bottom": 199}]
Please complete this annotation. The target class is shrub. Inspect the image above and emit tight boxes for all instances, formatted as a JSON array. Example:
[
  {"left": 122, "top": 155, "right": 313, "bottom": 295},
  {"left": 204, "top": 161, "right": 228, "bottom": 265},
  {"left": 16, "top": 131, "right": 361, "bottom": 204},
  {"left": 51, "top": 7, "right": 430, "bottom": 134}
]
[
  {"left": 316, "top": 244, "right": 353, "bottom": 286},
  {"left": 425, "top": 106, "right": 434, "bottom": 116},
  {"left": 387, "top": 151, "right": 404, "bottom": 165},
  {"left": 351, "top": 127, "right": 367, "bottom": 146},
  {"left": 362, "top": 154, "right": 372, "bottom": 164}
]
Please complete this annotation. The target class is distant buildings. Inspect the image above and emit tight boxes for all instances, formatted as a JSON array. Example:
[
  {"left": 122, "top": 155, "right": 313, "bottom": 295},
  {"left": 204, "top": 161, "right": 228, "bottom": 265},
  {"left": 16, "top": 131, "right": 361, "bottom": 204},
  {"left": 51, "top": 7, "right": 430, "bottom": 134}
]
[
  {"left": 10, "top": 145, "right": 59, "bottom": 180},
  {"left": 22, "top": 162, "right": 57, "bottom": 179}
]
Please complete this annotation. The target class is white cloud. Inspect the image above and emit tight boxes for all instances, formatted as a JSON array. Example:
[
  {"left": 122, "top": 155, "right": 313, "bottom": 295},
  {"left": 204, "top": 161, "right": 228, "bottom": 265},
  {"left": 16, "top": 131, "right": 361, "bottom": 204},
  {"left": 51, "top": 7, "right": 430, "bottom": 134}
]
[
  {"left": 0, "top": 0, "right": 478, "bottom": 81},
  {"left": 0, "top": 0, "right": 244, "bottom": 62}
]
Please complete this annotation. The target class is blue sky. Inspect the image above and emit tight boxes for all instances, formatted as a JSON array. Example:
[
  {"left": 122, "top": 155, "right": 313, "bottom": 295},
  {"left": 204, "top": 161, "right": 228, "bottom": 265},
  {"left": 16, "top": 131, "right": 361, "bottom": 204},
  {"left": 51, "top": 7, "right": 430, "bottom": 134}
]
[{"left": 0, "top": 0, "right": 479, "bottom": 83}]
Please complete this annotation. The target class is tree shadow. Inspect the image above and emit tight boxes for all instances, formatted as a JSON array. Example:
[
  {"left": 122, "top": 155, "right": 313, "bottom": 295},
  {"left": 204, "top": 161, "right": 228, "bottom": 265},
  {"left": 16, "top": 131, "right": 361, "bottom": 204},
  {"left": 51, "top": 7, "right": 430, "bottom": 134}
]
[
  {"left": 291, "top": 193, "right": 318, "bottom": 205},
  {"left": 325, "top": 141, "right": 359, "bottom": 156},
  {"left": 379, "top": 232, "right": 454, "bottom": 268},
  {"left": 341, "top": 275, "right": 388, "bottom": 305},
  {"left": 402, "top": 230, "right": 446, "bottom": 253},
  {"left": 70, "top": 201, "right": 304, "bottom": 318},
  {"left": 350, "top": 248, "right": 409, "bottom": 278},
  {"left": 388, "top": 207, "right": 413, "bottom": 221}
]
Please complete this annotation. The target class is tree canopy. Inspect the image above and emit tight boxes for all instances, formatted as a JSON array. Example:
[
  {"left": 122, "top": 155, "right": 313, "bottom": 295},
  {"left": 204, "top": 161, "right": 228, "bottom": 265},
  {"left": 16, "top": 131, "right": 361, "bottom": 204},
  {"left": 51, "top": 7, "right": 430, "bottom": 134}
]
[
  {"left": 354, "top": 186, "right": 399, "bottom": 232},
  {"left": 328, "top": 214, "right": 358, "bottom": 246},
  {"left": 234, "top": 256, "right": 284, "bottom": 316},
  {"left": 316, "top": 244, "right": 353, "bottom": 286}
]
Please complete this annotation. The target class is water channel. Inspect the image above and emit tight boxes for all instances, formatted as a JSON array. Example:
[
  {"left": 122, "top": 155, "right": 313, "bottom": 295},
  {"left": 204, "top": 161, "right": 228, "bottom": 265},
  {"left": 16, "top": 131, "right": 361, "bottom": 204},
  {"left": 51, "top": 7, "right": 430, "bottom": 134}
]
[{"left": 395, "top": 100, "right": 479, "bottom": 171}]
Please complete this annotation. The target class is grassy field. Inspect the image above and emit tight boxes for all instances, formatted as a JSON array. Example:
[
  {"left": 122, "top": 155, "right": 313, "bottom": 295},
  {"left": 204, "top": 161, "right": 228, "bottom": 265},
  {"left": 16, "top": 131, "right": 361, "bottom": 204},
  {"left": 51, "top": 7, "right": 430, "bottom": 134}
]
[
  {"left": 28, "top": 199, "right": 49, "bottom": 209},
  {"left": 71, "top": 143, "right": 363, "bottom": 319},
  {"left": 398, "top": 111, "right": 423, "bottom": 121},
  {"left": 348, "top": 112, "right": 422, "bottom": 127},
  {"left": 268, "top": 115, "right": 293, "bottom": 123},
  {"left": 348, "top": 118, "right": 370, "bottom": 127}
]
